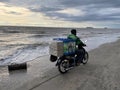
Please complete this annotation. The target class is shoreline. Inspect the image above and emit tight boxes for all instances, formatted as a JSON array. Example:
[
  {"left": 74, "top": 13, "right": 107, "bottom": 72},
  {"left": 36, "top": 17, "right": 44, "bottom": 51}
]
[
  {"left": 0, "top": 37, "right": 120, "bottom": 66},
  {"left": 31, "top": 39, "right": 120, "bottom": 90},
  {"left": 0, "top": 39, "right": 120, "bottom": 90},
  {"left": 0, "top": 27, "right": 120, "bottom": 65}
]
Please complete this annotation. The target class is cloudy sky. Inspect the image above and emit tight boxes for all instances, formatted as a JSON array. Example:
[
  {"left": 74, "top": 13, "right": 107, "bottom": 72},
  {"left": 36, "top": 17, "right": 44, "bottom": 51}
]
[{"left": 0, "top": 0, "right": 120, "bottom": 28}]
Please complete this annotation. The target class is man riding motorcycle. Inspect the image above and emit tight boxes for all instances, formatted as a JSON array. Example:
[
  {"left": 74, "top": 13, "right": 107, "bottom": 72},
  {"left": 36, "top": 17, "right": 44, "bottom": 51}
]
[
  {"left": 67, "top": 29, "right": 86, "bottom": 65},
  {"left": 49, "top": 29, "right": 88, "bottom": 73}
]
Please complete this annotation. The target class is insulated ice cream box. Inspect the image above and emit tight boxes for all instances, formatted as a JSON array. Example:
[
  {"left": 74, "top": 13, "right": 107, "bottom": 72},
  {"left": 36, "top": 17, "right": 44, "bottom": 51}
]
[{"left": 49, "top": 38, "right": 76, "bottom": 57}]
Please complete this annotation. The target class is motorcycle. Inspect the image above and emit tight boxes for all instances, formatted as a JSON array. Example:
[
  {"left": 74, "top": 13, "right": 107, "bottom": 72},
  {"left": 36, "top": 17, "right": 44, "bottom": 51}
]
[{"left": 50, "top": 46, "right": 89, "bottom": 74}]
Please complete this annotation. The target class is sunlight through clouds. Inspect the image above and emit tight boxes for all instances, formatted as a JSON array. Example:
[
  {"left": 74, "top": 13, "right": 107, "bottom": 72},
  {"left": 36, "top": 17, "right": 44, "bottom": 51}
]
[
  {"left": 0, "top": 0, "right": 120, "bottom": 28},
  {"left": 0, "top": 2, "right": 33, "bottom": 25},
  {"left": 57, "top": 8, "right": 85, "bottom": 16},
  {"left": 0, "top": 2, "right": 94, "bottom": 27},
  {"left": 0, "top": 2, "right": 31, "bottom": 16}
]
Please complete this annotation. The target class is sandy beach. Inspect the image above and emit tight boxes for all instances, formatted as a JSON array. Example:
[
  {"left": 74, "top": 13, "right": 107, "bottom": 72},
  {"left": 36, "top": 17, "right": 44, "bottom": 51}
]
[
  {"left": 1, "top": 0, "right": 120, "bottom": 89},
  {"left": 32, "top": 39, "right": 120, "bottom": 90},
  {"left": 0, "top": 38, "right": 120, "bottom": 90}
]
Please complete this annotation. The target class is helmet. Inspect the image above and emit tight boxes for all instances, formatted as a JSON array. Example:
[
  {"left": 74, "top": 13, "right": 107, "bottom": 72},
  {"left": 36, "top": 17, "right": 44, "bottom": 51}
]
[{"left": 71, "top": 29, "right": 76, "bottom": 35}]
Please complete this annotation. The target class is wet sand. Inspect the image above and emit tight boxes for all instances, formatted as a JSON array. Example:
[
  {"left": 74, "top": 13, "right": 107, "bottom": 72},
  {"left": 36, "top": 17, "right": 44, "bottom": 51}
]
[
  {"left": 0, "top": 39, "right": 120, "bottom": 90},
  {"left": 33, "top": 39, "right": 120, "bottom": 90}
]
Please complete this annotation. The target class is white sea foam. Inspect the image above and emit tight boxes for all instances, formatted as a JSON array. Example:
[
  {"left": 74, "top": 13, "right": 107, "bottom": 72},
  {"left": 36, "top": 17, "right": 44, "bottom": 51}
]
[{"left": 0, "top": 29, "right": 120, "bottom": 65}]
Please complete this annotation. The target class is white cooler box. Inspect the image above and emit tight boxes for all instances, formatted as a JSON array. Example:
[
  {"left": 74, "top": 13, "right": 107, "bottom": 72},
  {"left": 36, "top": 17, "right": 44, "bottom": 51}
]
[{"left": 49, "top": 38, "right": 76, "bottom": 57}]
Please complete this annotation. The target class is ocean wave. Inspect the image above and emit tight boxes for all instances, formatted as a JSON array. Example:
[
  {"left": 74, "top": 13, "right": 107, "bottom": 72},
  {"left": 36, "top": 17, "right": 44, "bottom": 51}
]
[
  {"left": 0, "top": 28, "right": 120, "bottom": 66},
  {"left": 0, "top": 42, "right": 49, "bottom": 65},
  {"left": 30, "top": 34, "right": 53, "bottom": 37}
]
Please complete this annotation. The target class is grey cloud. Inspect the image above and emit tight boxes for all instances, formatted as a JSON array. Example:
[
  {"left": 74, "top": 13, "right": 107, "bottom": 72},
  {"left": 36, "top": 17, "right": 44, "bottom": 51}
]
[
  {"left": 7, "top": 11, "right": 22, "bottom": 15},
  {"left": 1, "top": 0, "right": 120, "bottom": 23},
  {"left": 43, "top": 8, "right": 120, "bottom": 23},
  {"left": 0, "top": 0, "right": 9, "bottom": 2},
  {"left": 60, "top": 0, "right": 120, "bottom": 8},
  {"left": 27, "top": 0, "right": 120, "bottom": 23},
  {"left": 29, "top": 6, "right": 62, "bottom": 12}
]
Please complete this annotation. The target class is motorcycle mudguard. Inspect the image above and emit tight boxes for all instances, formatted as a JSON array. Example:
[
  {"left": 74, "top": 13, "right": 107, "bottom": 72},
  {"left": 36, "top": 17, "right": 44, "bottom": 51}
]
[
  {"left": 56, "top": 56, "right": 67, "bottom": 66},
  {"left": 56, "top": 58, "right": 61, "bottom": 66}
]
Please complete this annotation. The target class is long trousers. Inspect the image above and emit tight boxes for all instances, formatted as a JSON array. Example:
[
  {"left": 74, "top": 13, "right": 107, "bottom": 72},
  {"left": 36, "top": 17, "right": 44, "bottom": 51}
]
[{"left": 76, "top": 47, "right": 85, "bottom": 62}]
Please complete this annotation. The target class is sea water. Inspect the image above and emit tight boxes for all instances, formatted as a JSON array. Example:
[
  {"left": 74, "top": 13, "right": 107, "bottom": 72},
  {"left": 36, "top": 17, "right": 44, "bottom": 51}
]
[{"left": 0, "top": 28, "right": 120, "bottom": 66}]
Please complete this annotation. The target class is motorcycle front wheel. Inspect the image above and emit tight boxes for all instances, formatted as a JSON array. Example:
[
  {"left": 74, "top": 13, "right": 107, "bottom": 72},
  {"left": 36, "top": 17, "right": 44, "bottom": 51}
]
[
  {"left": 82, "top": 51, "right": 89, "bottom": 64},
  {"left": 58, "top": 59, "right": 68, "bottom": 74}
]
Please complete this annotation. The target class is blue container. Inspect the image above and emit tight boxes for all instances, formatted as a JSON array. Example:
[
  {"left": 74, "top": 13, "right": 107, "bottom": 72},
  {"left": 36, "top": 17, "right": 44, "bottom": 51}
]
[{"left": 53, "top": 38, "right": 76, "bottom": 55}]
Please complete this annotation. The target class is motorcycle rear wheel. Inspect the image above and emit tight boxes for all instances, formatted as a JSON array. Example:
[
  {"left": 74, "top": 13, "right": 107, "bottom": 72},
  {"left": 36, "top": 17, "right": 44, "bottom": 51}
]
[{"left": 58, "top": 60, "right": 68, "bottom": 74}]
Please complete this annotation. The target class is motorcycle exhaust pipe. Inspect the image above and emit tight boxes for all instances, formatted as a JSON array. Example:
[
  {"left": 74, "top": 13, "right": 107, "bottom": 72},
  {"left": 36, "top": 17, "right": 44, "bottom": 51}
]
[
  {"left": 8, "top": 63, "right": 27, "bottom": 71},
  {"left": 65, "top": 67, "right": 73, "bottom": 71}
]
